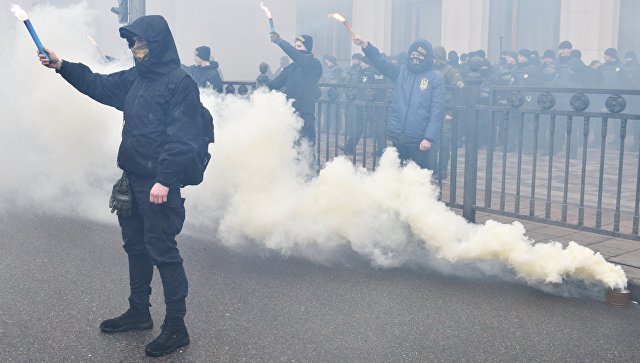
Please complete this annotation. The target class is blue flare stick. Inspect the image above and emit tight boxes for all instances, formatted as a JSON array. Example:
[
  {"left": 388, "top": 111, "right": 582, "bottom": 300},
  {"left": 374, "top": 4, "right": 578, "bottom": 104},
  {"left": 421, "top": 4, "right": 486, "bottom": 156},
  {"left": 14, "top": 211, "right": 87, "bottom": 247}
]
[{"left": 23, "top": 19, "right": 49, "bottom": 61}]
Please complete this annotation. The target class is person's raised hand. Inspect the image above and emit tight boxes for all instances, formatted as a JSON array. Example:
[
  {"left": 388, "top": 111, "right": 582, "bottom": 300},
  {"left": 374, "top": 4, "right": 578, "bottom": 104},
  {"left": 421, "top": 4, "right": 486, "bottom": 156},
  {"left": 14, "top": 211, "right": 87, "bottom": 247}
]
[
  {"left": 352, "top": 36, "right": 368, "bottom": 49},
  {"left": 38, "top": 46, "right": 62, "bottom": 70},
  {"left": 270, "top": 31, "right": 282, "bottom": 44}
]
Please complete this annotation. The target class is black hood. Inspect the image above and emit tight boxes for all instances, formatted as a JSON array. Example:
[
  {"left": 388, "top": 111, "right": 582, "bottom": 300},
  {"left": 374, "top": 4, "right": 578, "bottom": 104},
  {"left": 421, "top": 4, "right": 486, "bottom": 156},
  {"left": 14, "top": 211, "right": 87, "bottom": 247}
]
[
  {"left": 407, "top": 38, "right": 434, "bottom": 73},
  {"left": 120, "top": 15, "right": 180, "bottom": 79}
]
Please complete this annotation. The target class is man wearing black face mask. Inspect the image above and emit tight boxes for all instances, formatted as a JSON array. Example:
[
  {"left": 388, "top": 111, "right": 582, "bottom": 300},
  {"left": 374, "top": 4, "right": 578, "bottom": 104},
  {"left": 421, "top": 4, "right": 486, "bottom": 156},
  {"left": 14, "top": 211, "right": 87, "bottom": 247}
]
[
  {"left": 267, "top": 32, "right": 323, "bottom": 145},
  {"left": 38, "top": 15, "right": 204, "bottom": 357},
  {"left": 353, "top": 36, "right": 445, "bottom": 170}
]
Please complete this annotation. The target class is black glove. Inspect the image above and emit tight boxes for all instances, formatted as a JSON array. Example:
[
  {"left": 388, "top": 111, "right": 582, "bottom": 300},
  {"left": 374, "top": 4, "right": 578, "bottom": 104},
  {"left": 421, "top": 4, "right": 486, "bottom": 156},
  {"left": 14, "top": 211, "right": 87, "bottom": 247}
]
[
  {"left": 109, "top": 172, "right": 132, "bottom": 217},
  {"left": 270, "top": 31, "right": 281, "bottom": 44}
]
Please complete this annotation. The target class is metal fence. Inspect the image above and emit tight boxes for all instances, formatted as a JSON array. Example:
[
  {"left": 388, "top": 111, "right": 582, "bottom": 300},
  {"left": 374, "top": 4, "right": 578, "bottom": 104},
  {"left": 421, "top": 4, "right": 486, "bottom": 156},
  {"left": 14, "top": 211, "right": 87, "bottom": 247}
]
[{"left": 222, "top": 79, "right": 640, "bottom": 240}]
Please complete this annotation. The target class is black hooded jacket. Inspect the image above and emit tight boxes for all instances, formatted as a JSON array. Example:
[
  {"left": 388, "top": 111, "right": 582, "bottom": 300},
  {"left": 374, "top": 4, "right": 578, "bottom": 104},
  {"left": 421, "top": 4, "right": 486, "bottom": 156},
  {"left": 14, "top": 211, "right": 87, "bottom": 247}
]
[
  {"left": 266, "top": 40, "right": 322, "bottom": 115},
  {"left": 56, "top": 16, "right": 202, "bottom": 188}
]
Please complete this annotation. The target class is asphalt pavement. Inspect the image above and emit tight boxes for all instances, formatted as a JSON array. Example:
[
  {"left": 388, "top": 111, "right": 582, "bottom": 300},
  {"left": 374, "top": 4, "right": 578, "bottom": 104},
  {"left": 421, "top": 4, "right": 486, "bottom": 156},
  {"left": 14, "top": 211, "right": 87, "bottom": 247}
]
[{"left": 0, "top": 212, "right": 639, "bottom": 362}]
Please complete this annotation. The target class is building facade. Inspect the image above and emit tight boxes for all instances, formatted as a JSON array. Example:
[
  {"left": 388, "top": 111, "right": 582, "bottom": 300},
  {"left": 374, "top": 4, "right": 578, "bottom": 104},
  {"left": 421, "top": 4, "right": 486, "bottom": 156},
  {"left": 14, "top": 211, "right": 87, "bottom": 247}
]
[{"left": 349, "top": 0, "right": 638, "bottom": 65}]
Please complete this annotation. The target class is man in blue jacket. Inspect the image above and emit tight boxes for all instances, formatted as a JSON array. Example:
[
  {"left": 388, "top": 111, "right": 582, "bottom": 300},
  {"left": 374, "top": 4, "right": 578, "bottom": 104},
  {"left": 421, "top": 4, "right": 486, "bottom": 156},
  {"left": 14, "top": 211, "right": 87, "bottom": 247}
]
[{"left": 354, "top": 36, "right": 445, "bottom": 169}]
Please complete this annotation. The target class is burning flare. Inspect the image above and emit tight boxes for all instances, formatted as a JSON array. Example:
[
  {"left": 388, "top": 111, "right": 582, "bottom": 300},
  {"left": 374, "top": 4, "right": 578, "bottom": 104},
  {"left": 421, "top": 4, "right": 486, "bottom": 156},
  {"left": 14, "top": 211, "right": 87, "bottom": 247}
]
[
  {"left": 10, "top": 4, "right": 28, "bottom": 21},
  {"left": 329, "top": 13, "right": 358, "bottom": 38},
  {"left": 329, "top": 13, "right": 346, "bottom": 23},
  {"left": 259, "top": 1, "right": 272, "bottom": 18},
  {"left": 11, "top": 4, "right": 49, "bottom": 61},
  {"left": 259, "top": 1, "right": 275, "bottom": 32}
]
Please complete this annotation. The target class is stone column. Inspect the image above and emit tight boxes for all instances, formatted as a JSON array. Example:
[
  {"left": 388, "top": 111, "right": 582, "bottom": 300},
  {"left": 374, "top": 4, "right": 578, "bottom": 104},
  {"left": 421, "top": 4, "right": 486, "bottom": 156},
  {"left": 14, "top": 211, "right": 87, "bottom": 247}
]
[
  {"left": 351, "top": 0, "right": 393, "bottom": 53},
  {"left": 441, "top": 0, "right": 491, "bottom": 55},
  {"left": 559, "top": 0, "right": 620, "bottom": 62}
]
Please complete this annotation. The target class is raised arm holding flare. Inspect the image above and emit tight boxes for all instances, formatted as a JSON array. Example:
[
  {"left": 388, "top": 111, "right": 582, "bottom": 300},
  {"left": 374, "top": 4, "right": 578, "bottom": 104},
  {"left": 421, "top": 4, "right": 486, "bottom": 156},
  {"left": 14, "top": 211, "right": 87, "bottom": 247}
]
[{"left": 267, "top": 31, "right": 322, "bottom": 145}]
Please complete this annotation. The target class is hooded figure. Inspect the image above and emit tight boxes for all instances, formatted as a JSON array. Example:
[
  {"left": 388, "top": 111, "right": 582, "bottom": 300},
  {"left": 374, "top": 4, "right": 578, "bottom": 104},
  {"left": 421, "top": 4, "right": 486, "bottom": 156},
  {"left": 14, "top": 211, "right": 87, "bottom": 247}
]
[
  {"left": 267, "top": 32, "right": 323, "bottom": 144},
  {"left": 38, "top": 15, "right": 204, "bottom": 357},
  {"left": 181, "top": 45, "right": 223, "bottom": 92},
  {"left": 358, "top": 37, "right": 445, "bottom": 170}
]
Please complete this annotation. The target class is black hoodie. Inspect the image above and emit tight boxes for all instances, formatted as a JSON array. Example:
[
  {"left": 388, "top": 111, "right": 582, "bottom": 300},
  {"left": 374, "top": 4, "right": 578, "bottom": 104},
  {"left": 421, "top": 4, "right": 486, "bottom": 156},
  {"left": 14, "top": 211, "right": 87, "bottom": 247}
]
[
  {"left": 266, "top": 39, "right": 322, "bottom": 115},
  {"left": 57, "top": 15, "right": 202, "bottom": 187}
]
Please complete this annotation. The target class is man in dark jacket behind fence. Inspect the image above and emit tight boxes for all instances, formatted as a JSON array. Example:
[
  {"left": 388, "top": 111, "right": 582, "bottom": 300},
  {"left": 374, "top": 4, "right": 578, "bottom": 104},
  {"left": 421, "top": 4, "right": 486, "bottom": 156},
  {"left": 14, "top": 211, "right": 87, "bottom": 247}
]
[
  {"left": 182, "top": 45, "right": 223, "bottom": 92},
  {"left": 267, "top": 32, "right": 323, "bottom": 144},
  {"left": 353, "top": 36, "right": 445, "bottom": 170},
  {"left": 38, "top": 15, "right": 201, "bottom": 358}
]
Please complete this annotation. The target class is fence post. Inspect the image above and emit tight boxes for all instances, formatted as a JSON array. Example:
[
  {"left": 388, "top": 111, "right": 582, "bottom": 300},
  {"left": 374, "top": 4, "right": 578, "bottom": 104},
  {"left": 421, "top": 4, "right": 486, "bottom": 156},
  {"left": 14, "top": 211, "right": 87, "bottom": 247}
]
[{"left": 462, "top": 74, "right": 483, "bottom": 223}]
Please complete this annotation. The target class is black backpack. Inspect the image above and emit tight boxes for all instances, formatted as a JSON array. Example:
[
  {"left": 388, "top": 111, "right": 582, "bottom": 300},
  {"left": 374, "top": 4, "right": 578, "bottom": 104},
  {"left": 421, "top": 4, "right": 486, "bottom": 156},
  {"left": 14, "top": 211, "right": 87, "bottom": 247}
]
[
  {"left": 167, "top": 69, "right": 215, "bottom": 187},
  {"left": 181, "top": 104, "right": 214, "bottom": 187}
]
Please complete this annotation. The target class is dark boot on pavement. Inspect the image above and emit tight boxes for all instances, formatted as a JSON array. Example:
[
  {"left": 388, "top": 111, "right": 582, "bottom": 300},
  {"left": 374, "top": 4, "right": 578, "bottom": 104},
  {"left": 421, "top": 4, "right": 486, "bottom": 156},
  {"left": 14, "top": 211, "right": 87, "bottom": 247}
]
[
  {"left": 145, "top": 318, "right": 190, "bottom": 357},
  {"left": 99, "top": 300, "right": 153, "bottom": 333}
]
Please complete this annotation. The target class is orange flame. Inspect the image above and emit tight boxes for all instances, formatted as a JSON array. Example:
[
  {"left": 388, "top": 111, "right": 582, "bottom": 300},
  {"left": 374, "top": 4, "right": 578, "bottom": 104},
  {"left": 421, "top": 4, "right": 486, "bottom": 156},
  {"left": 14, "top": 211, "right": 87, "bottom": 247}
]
[
  {"left": 328, "top": 13, "right": 346, "bottom": 23},
  {"left": 328, "top": 13, "right": 357, "bottom": 38},
  {"left": 259, "top": 1, "right": 272, "bottom": 18}
]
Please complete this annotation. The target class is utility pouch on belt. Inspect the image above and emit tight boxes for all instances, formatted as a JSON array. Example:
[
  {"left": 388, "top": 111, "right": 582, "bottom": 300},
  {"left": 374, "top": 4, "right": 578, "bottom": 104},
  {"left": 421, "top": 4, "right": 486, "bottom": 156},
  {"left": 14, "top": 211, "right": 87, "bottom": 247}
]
[{"left": 109, "top": 172, "right": 132, "bottom": 217}]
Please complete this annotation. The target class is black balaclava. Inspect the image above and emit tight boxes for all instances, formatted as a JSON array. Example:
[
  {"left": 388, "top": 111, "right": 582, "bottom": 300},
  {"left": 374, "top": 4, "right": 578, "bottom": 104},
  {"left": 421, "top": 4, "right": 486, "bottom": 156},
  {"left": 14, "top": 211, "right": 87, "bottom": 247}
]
[
  {"left": 407, "top": 39, "right": 433, "bottom": 73},
  {"left": 119, "top": 15, "right": 181, "bottom": 79}
]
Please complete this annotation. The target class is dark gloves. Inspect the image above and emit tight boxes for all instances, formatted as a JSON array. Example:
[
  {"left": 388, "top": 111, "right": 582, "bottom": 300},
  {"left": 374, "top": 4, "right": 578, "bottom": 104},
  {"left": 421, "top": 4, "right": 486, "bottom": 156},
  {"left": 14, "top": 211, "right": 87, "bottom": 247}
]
[
  {"left": 109, "top": 172, "right": 132, "bottom": 217},
  {"left": 270, "top": 31, "right": 282, "bottom": 44}
]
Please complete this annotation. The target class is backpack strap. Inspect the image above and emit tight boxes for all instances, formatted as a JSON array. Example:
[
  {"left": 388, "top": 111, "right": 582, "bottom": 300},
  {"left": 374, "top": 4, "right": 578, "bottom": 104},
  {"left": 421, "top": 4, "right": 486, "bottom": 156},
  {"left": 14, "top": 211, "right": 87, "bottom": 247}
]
[{"left": 167, "top": 68, "right": 192, "bottom": 95}]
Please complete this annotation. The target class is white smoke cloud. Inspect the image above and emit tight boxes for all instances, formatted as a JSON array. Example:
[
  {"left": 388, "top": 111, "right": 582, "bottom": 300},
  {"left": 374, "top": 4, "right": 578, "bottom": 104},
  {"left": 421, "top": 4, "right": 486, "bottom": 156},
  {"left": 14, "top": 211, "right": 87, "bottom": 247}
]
[
  {"left": 2, "top": 2, "right": 126, "bottom": 221},
  {"left": 186, "top": 89, "right": 627, "bottom": 292},
  {"left": 1, "top": 2, "right": 627, "bottom": 297}
]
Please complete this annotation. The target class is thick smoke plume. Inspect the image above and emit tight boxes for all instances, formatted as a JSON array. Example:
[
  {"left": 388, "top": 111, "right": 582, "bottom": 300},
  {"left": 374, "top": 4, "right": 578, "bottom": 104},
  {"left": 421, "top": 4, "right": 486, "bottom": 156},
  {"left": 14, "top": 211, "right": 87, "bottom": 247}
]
[
  {"left": 189, "top": 90, "right": 627, "bottom": 291},
  {"left": 2, "top": 2, "right": 627, "bottom": 296}
]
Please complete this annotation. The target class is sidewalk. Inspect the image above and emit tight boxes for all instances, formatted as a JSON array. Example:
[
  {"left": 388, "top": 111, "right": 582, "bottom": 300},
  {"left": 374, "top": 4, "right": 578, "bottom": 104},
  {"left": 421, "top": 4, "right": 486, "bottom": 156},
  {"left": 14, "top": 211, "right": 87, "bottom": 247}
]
[{"left": 474, "top": 212, "right": 640, "bottom": 300}]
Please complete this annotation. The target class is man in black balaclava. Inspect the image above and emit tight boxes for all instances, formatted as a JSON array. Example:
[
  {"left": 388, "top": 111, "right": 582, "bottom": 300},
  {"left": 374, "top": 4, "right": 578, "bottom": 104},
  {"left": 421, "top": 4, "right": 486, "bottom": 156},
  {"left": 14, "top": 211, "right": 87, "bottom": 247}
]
[
  {"left": 182, "top": 45, "right": 223, "bottom": 92},
  {"left": 38, "top": 15, "right": 205, "bottom": 358},
  {"left": 267, "top": 32, "right": 323, "bottom": 145},
  {"left": 353, "top": 36, "right": 445, "bottom": 170}
]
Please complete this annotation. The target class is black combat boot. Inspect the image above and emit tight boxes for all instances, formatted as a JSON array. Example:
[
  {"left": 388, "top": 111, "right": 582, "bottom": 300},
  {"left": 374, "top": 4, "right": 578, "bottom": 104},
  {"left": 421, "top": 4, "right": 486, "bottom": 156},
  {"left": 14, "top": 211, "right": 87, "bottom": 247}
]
[
  {"left": 99, "top": 300, "right": 153, "bottom": 333},
  {"left": 144, "top": 318, "right": 190, "bottom": 357}
]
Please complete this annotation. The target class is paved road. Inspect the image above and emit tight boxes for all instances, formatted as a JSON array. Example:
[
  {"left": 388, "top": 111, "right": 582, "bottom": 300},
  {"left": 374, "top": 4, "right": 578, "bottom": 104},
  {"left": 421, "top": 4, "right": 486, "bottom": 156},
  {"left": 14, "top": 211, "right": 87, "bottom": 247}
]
[{"left": 0, "top": 212, "right": 638, "bottom": 362}]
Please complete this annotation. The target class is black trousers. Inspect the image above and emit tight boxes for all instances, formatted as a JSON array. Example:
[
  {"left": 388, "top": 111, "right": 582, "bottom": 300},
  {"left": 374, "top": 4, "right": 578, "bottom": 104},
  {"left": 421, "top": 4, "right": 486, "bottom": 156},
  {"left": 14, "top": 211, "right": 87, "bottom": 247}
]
[
  {"left": 117, "top": 176, "right": 188, "bottom": 321},
  {"left": 388, "top": 132, "right": 432, "bottom": 170},
  {"left": 299, "top": 112, "right": 316, "bottom": 145}
]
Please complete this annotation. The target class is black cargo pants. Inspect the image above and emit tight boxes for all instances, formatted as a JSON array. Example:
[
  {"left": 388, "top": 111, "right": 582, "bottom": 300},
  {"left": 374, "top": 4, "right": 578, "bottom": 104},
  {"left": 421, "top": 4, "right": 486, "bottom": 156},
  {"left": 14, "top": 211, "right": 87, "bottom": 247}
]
[{"left": 117, "top": 175, "right": 188, "bottom": 321}]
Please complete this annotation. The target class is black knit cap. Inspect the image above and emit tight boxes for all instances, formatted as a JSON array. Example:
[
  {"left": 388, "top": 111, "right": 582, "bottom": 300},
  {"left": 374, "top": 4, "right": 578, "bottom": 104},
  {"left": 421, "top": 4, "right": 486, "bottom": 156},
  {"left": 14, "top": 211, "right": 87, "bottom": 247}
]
[
  {"left": 543, "top": 49, "right": 555, "bottom": 59},
  {"left": 605, "top": 47, "right": 618, "bottom": 58},
  {"left": 351, "top": 53, "right": 363, "bottom": 61},
  {"left": 518, "top": 49, "right": 531, "bottom": 59},
  {"left": 325, "top": 55, "right": 337, "bottom": 65},
  {"left": 626, "top": 50, "right": 637, "bottom": 61},
  {"left": 558, "top": 40, "right": 572, "bottom": 50},
  {"left": 295, "top": 35, "right": 313, "bottom": 52},
  {"left": 408, "top": 40, "right": 430, "bottom": 58},
  {"left": 195, "top": 46, "right": 210, "bottom": 61}
]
